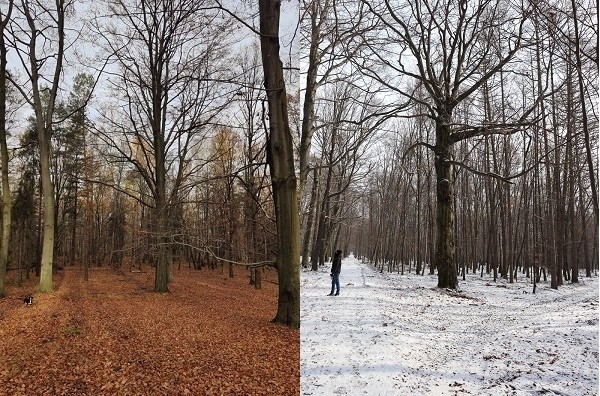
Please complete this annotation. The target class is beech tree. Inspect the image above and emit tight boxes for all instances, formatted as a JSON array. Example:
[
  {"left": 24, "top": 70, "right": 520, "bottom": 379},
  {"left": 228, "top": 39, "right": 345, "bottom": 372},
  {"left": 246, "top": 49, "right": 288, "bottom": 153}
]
[
  {"left": 259, "top": 0, "right": 300, "bottom": 329},
  {"left": 0, "top": 0, "right": 12, "bottom": 297},
  {"left": 7, "top": 0, "right": 71, "bottom": 292}
]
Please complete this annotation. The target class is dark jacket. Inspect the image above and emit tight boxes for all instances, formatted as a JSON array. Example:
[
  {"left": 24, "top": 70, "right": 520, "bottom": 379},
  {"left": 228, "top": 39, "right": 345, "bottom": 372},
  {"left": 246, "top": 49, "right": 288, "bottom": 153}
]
[{"left": 331, "top": 252, "right": 342, "bottom": 274}]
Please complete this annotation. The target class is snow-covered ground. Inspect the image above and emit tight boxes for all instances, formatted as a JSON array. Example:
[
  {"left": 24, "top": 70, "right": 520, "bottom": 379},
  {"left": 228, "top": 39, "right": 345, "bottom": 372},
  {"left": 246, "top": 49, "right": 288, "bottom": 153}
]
[{"left": 301, "top": 255, "right": 599, "bottom": 396}]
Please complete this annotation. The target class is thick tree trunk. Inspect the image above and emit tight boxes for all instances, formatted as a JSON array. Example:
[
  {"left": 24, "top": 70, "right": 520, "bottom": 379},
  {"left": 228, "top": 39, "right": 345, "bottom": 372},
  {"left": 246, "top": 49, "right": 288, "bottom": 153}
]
[
  {"left": 434, "top": 117, "right": 457, "bottom": 289},
  {"left": 259, "top": 0, "right": 300, "bottom": 329}
]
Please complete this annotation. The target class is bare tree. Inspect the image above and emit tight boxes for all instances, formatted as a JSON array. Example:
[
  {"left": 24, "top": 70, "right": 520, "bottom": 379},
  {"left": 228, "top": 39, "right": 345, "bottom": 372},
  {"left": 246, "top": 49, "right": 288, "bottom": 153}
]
[
  {"left": 7, "top": 0, "right": 71, "bottom": 292},
  {"left": 335, "top": 0, "right": 597, "bottom": 289},
  {"left": 94, "top": 0, "right": 233, "bottom": 292},
  {"left": 259, "top": 0, "right": 300, "bottom": 329},
  {"left": 0, "top": 0, "right": 12, "bottom": 297},
  {"left": 233, "top": 44, "right": 270, "bottom": 287},
  {"left": 308, "top": 81, "right": 379, "bottom": 270},
  {"left": 299, "top": 0, "right": 347, "bottom": 192},
  {"left": 569, "top": 0, "right": 598, "bottom": 278},
  {"left": 348, "top": 0, "right": 537, "bottom": 288}
]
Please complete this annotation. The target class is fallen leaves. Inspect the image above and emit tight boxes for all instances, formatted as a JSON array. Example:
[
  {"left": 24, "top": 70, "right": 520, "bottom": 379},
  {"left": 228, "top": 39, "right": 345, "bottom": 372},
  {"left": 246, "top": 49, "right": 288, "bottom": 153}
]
[{"left": 0, "top": 266, "right": 299, "bottom": 395}]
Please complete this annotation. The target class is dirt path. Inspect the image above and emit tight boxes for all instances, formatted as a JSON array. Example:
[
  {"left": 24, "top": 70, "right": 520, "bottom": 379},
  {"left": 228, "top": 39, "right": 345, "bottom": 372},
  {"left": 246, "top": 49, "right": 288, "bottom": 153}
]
[{"left": 1, "top": 266, "right": 299, "bottom": 395}]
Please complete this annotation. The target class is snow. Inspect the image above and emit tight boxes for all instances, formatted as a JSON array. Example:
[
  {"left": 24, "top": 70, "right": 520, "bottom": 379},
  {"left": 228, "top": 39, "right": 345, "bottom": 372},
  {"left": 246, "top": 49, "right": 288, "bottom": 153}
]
[{"left": 301, "top": 255, "right": 599, "bottom": 395}]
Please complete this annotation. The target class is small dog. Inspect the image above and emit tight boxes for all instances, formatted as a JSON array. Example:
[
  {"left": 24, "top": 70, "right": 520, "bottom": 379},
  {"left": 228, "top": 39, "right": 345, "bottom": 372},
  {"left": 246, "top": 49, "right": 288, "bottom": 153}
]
[{"left": 23, "top": 296, "right": 33, "bottom": 306}]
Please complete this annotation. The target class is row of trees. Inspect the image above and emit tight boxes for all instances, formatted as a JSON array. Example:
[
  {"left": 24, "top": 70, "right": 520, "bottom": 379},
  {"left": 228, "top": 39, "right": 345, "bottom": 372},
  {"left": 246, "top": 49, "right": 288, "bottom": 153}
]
[{"left": 298, "top": 0, "right": 598, "bottom": 290}]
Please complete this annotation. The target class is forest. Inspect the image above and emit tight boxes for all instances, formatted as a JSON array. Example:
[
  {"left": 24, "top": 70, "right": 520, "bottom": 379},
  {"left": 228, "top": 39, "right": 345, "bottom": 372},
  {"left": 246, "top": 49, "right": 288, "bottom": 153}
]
[
  {"left": 1, "top": 1, "right": 302, "bottom": 394},
  {"left": 0, "top": 0, "right": 597, "bottom": 394},
  {"left": 0, "top": 0, "right": 597, "bottom": 348},
  {"left": 300, "top": 0, "right": 598, "bottom": 291},
  {"left": 0, "top": 0, "right": 304, "bottom": 326}
]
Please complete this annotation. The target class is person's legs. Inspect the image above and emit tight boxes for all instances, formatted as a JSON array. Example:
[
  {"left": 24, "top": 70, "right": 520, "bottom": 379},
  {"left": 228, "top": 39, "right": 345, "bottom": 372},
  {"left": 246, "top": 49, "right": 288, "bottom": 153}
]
[
  {"left": 328, "top": 275, "right": 335, "bottom": 295},
  {"left": 333, "top": 273, "right": 340, "bottom": 295}
]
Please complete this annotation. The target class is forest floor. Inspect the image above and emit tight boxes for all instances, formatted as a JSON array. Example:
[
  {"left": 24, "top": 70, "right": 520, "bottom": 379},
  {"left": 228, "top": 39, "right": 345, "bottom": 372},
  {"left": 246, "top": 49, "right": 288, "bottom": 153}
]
[
  {"left": 0, "top": 264, "right": 299, "bottom": 395},
  {"left": 301, "top": 255, "right": 599, "bottom": 396}
]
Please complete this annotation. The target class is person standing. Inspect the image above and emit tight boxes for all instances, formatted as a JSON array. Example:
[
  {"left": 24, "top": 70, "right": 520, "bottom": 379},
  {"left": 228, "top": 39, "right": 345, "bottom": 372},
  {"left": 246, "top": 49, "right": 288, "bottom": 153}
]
[{"left": 328, "top": 249, "right": 342, "bottom": 296}]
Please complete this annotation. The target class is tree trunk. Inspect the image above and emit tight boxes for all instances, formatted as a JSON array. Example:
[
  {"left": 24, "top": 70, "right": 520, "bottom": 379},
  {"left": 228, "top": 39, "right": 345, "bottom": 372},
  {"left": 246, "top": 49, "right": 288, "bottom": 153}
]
[
  {"left": 534, "top": 20, "right": 558, "bottom": 290},
  {"left": 415, "top": 152, "right": 422, "bottom": 275},
  {"left": 312, "top": 142, "right": 335, "bottom": 269},
  {"left": 570, "top": 0, "right": 598, "bottom": 225},
  {"left": 565, "top": 52, "right": 578, "bottom": 284},
  {"left": 299, "top": 0, "right": 320, "bottom": 194},
  {"left": 154, "top": 206, "right": 169, "bottom": 292},
  {"left": 0, "top": 2, "right": 12, "bottom": 297},
  {"left": 302, "top": 167, "right": 319, "bottom": 269},
  {"left": 154, "top": 148, "right": 169, "bottom": 292},
  {"left": 434, "top": 115, "right": 457, "bottom": 289},
  {"left": 254, "top": 267, "right": 262, "bottom": 290},
  {"left": 38, "top": 132, "right": 56, "bottom": 292},
  {"left": 259, "top": 0, "right": 300, "bottom": 329},
  {"left": 578, "top": 171, "right": 592, "bottom": 278},
  {"left": 20, "top": 0, "right": 66, "bottom": 292}
]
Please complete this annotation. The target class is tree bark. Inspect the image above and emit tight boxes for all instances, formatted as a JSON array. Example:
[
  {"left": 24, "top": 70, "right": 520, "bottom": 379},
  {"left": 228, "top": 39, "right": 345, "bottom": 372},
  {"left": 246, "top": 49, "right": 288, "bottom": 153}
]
[
  {"left": 0, "top": 0, "right": 12, "bottom": 297},
  {"left": 259, "top": 0, "right": 300, "bottom": 329},
  {"left": 302, "top": 167, "right": 319, "bottom": 269},
  {"left": 434, "top": 114, "right": 457, "bottom": 289},
  {"left": 38, "top": 131, "right": 56, "bottom": 292}
]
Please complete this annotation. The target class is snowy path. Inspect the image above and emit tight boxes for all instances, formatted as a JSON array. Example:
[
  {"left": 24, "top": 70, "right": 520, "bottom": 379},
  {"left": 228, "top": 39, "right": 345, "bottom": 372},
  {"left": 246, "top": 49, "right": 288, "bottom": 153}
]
[{"left": 300, "top": 255, "right": 599, "bottom": 395}]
